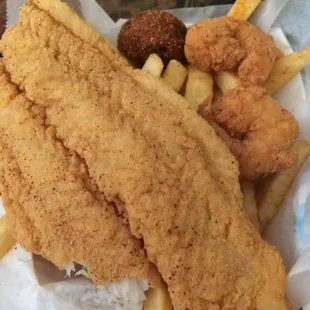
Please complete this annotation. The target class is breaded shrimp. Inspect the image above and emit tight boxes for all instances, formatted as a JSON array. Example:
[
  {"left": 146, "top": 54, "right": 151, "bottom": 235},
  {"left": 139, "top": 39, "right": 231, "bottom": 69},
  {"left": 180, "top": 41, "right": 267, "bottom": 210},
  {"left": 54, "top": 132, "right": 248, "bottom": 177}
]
[
  {"left": 211, "top": 87, "right": 299, "bottom": 179},
  {"left": 185, "top": 16, "right": 282, "bottom": 86}
]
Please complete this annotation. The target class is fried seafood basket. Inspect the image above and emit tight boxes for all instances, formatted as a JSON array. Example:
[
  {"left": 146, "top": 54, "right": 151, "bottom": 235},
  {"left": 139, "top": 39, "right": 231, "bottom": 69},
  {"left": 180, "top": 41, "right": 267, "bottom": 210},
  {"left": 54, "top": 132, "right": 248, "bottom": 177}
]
[{"left": 1, "top": 0, "right": 310, "bottom": 310}]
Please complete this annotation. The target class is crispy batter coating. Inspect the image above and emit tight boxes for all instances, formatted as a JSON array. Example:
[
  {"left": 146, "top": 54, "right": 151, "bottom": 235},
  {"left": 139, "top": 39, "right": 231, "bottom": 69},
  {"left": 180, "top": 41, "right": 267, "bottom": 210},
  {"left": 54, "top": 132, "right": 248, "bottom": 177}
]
[
  {"left": 185, "top": 16, "right": 282, "bottom": 86},
  {"left": 212, "top": 87, "right": 299, "bottom": 179},
  {"left": 0, "top": 61, "right": 19, "bottom": 108},
  {"left": 0, "top": 1, "right": 290, "bottom": 309},
  {"left": 0, "top": 85, "right": 156, "bottom": 284}
]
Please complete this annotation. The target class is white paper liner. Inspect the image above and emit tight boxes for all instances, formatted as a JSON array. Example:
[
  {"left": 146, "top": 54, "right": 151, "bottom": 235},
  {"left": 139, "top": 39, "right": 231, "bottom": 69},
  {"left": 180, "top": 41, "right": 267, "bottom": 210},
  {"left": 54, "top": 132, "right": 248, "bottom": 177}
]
[
  {"left": 250, "top": 0, "right": 289, "bottom": 32},
  {"left": 0, "top": 243, "right": 147, "bottom": 310}
]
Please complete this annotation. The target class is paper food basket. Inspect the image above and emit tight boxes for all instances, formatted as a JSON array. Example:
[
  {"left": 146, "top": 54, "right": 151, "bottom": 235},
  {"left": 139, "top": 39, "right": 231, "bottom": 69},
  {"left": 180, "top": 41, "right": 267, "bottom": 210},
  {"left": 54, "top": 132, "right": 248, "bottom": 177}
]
[{"left": 1, "top": 0, "right": 310, "bottom": 309}]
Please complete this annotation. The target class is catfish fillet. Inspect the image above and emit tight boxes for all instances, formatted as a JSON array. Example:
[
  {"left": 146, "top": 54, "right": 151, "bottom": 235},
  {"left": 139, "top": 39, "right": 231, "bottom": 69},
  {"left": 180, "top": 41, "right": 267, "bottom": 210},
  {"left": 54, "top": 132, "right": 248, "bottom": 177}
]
[
  {"left": 0, "top": 85, "right": 152, "bottom": 284},
  {"left": 0, "top": 0, "right": 289, "bottom": 309}
]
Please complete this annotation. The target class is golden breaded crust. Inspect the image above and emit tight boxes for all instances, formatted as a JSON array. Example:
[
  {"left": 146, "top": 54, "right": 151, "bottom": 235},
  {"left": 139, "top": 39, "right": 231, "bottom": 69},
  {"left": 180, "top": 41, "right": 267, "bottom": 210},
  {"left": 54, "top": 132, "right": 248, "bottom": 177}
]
[
  {"left": 185, "top": 16, "right": 283, "bottom": 86},
  {"left": 0, "top": 85, "right": 150, "bottom": 284},
  {"left": 212, "top": 87, "right": 299, "bottom": 179}
]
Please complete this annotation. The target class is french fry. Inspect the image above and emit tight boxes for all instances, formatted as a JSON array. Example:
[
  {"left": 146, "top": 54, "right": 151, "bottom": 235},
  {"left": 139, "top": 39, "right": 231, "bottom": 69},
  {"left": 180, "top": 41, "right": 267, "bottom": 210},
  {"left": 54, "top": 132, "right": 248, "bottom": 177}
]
[
  {"left": 265, "top": 47, "right": 310, "bottom": 95},
  {"left": 0, "top": 214, "right": 16, "bottom": 259},
  {"left": 213, "top": 84, "right": 223, "bottom": 103},
  {"left": 162, "top": 60, "right": 188, "bottom": 93},
  {"left": 144, "top": 284, "right": 173, "bottom": 310},
  {"left": 227, "top": 0, "right": 262, "bottom": 20},
  {"left": 241, "top": 181, "right": 260, "bottom": 230},
  {"left": 184, "top": 65, "right": 213, "bottom": 111},
  {"left": 142, "top": 54, "right": 164, "bottom": 78},
  {"left": 206, "top": 120, "right": 236, "bottom": 150},
  {"left": 257, "top": 140, "right": 310, "bottom": 231},
  {"left": 213, "top": 71, "right": 242, "bottom": 93}
]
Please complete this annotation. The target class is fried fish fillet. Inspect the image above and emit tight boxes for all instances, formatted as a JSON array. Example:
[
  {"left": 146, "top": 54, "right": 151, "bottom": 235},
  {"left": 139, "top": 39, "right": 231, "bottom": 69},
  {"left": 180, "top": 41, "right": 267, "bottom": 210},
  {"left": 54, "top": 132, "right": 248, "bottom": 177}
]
[
  {"left": 0, "top": 0, "right": 290, "bottom": 309},
  {"left": 0, "top": 80, "right": 155, "bottom": 284}
]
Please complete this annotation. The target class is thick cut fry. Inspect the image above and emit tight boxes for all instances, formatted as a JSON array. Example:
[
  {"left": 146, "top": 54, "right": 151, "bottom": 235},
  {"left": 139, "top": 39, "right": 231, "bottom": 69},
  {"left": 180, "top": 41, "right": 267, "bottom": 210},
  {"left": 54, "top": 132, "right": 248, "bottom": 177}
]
[
  {"left": 257, "top": 140, "right": 310, "bottom": 231},
  {"left": 204, "top": 119, "right": 236, "bottom": 150},
  {"left": 227, "top": 0, "right": 262, "bottom": 20},
  {"left": 142, "top": 53, "right": 164, "bottom": 78},
  {"left": 144, "top": 284, "right": 173, "bottom": 310},
  {"left": 241, "top": 181, "right": 260, "bottom": 231},
  {"left": 266, "top": 47, "right": 310, "bottom": 95},
  {"left": 184, "top": 65, "right": 213, "bottom": 111},
  {"left": 213, "top": 71, "right": 242, "bottom": 93},
  {"left": 213, "top": 84, "right": 223, "bottom": 103},
  {"left": 162, "top": 60, "right": 188, "bottom": 93},
  {"left": 0, "top": 214, "right": 16, "bottom": 259}
]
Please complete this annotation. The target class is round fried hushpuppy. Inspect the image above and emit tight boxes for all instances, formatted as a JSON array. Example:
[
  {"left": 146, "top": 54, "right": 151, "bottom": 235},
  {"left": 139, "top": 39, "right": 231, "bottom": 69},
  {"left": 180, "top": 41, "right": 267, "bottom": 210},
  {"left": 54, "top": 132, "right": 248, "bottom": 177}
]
[
  {"left": 185, "top": 16, "right": 283, "bottom": 86},
  {"left": 118, "top": 10, "right": 187, "bottom": 67}
]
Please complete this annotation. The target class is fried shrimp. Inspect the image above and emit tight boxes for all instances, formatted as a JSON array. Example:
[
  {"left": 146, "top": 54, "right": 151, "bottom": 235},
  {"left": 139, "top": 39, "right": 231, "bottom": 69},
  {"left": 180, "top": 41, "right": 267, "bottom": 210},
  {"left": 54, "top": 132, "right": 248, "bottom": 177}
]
[
  {"left": 211, "top": 87, "right": 300, "bottom": 179},
  {"left": 185, "top": 16, "right": 282, "bottom": 86}
]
